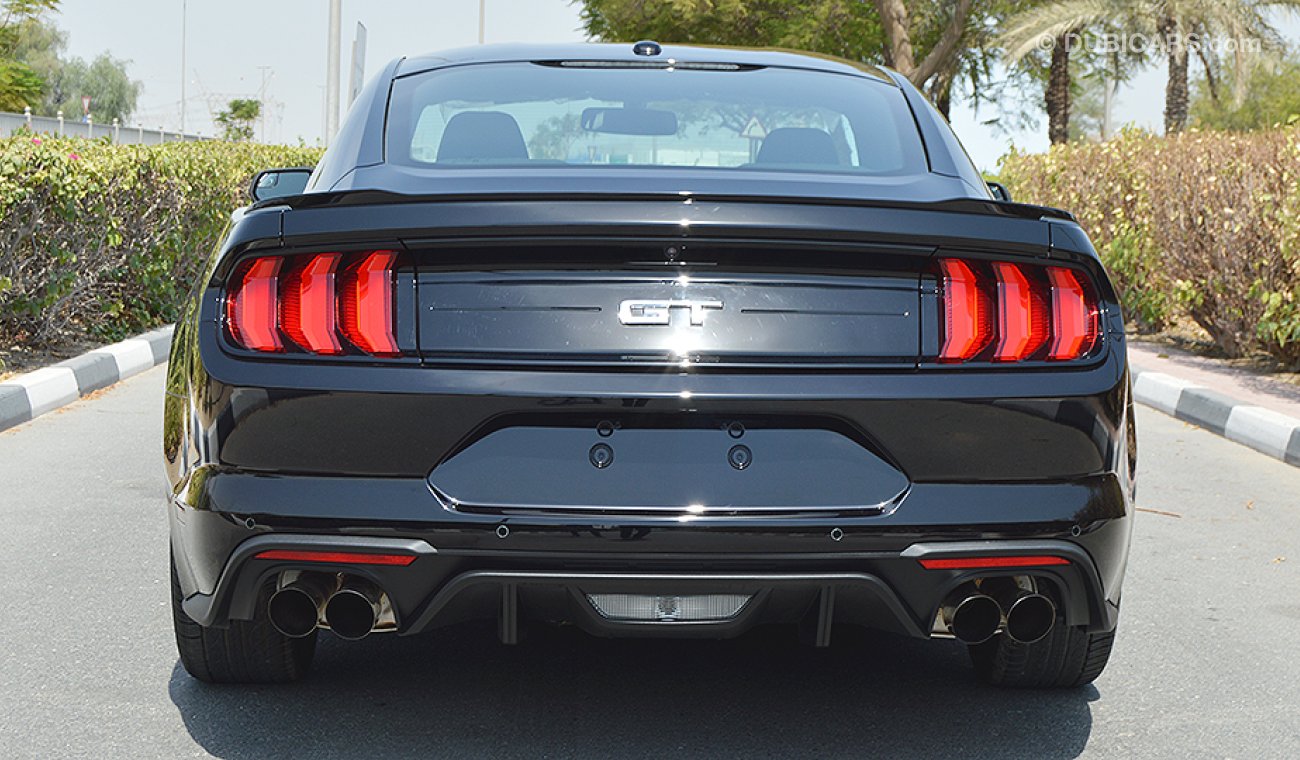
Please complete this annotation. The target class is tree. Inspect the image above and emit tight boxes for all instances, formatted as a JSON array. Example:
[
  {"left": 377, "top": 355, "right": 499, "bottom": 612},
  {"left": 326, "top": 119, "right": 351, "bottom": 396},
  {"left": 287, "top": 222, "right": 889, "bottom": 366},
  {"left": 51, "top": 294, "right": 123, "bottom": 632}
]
[
  {"left": 216, "top": 98, "right": 260, "bottom": 142},
  {"left": 1191, "top": 55, "right": 1300, "bottom": 130},
  {"left": 48, "top": 53, "right": 139, "bottom": 122},
  {"left": 1001, "top": 4, "right": 1151, "bottom": 144},
  {"left": 0, "top": 0, "right": 57, "bottom": 111},
  {"left": 996, "top": 0, "right": 1299, "bottom": 137},
  {"left": 11, "top": 15, "right": 140, "bottom": 122},
  {"left": 577, "top": 0, "right": 988, "bottom": 114},
  {"left": 872, "top": 0, "right": 974, "bottom": 87}
]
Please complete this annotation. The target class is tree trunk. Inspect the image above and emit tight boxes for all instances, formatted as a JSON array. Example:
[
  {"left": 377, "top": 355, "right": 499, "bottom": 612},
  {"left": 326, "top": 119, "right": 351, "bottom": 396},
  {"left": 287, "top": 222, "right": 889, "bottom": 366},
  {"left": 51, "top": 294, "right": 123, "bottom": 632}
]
[
  {"left": 929, "top": 66, "right": 957, "bottom": 119},
  {"left": 872, "top": 0, "right": 972, "bottom": 89},
  {"left": 1045, "top": 33, "right": 1071, "bottom": 144},
  {"left": 1161, "top": 16, "right": 1189, "bottom": 134},
  {"left": 874, "top": 0, "right": 916, "bottom": 74}
]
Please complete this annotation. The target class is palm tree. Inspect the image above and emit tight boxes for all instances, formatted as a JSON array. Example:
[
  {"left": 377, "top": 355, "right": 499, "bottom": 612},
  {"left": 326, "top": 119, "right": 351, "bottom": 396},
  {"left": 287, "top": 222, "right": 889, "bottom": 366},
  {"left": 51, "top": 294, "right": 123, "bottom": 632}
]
[{"left": 1000, "top": 0, "right": 1296, "bottom": 137}]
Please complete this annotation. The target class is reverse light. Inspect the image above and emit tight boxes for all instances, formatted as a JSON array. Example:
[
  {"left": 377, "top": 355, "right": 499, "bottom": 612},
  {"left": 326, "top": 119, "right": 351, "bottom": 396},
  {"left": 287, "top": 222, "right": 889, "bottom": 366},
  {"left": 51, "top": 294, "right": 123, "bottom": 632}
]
[
  {"left": 937, "top": 258, "right": 1099, "bottom": 363},
  {"left": 918, "top": 555, "right": 1072, "bottom": 570},
  {"left": 253, "top": 549, "right": 417, "bottom": 566}
]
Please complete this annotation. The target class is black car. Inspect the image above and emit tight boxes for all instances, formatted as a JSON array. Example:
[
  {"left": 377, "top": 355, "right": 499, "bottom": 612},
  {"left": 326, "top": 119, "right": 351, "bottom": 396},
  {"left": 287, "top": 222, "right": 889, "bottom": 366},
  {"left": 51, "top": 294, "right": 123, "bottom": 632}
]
[{"left": 164, "top": 42, "right": 1135, "bottom": 687}]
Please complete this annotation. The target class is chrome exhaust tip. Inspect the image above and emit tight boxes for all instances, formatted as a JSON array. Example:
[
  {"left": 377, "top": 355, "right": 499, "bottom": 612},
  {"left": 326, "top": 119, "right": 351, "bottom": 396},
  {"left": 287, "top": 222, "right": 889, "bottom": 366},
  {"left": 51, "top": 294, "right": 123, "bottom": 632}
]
[
  {"left": 268, "top": 574, "right": 335, "bottom": 638},
  {"left": 981, "top": 577, "right": 1057, "bottom": 644},
  {"left": 941, "top": 585, "right": 1001, "bottom": 644},
  {"left": 1003, "top": 592, "right": 1056, "bottom": 644},
  {"left": 324, "top": 577, "right": 384, "bottom": 641}
]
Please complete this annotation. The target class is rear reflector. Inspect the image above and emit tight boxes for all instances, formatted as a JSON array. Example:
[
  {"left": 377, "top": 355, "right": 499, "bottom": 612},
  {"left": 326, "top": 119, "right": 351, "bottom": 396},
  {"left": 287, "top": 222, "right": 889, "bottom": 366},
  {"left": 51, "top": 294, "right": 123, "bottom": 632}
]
[
  {"left": 918, "top": 555, "right": 1071, "bottom": 570},
  {"left": 226, "top": 257, "right": 284, "bottom": 352},
  {"left": 937, "top": 258, "right": 1099, "bottom": 363},
  {"left": 225, "top": 250, "right": 401, "bottom": 357},
  {"left": 253, "top": 549, "right": 417, "bottom": 566}
]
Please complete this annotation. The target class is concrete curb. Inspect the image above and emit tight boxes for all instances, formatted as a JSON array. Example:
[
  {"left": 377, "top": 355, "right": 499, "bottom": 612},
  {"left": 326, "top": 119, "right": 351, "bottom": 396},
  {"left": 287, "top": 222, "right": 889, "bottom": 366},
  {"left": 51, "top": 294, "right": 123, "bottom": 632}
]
[
  {"left": 0, "top": 325, "right": 173, "bottom": 434},
  {"left": 1132, "top": 366, "right": 1300, "bottom": 467}
]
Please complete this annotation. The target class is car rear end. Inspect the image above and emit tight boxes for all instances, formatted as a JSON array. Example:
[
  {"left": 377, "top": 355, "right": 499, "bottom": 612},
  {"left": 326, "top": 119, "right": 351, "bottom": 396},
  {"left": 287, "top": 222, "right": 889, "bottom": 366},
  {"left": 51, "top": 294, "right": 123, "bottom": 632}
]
[{"left": 164, "top": 44, "right": 1134, "bottom": 687}]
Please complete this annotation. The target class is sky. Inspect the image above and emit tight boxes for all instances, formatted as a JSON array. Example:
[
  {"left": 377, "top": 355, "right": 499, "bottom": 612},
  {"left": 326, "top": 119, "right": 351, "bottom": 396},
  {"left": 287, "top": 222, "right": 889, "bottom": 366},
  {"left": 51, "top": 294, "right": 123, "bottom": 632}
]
[{"left": 50, "top": 0, "right": 1300, "bottom": 171}]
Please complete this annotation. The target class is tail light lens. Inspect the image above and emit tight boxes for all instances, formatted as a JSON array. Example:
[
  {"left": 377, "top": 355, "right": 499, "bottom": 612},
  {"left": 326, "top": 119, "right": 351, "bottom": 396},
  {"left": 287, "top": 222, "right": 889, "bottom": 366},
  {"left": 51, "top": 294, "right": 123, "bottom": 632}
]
[
  {"left": 225, "top": 250, "right": 402, "bottom": 357},
  {"left": 337, "top": 251, "right": 400, "bottom": 357},
  {"left": 939, "top": 259, "right": 993, "bottom": 362},
  {"left": 280, "top": 253, "right": 343, "bottom": 354},
  {"left": 938, "top": 258, "right": 1099, "bottom": 364},
  {"left": 1046, "top": 267, "right": 1098, "bottom": 360},
  {"left": 992, "top": 262, "right": 1050, "bottom": 362},
  {"left": 226, "top": 257, "right": 284, "bottom": 353}
]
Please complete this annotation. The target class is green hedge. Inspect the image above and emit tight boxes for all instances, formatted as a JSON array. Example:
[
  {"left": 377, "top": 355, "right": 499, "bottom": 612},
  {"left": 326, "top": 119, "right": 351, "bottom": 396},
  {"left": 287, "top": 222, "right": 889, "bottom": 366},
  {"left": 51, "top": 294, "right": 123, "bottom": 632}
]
[
  {"left": 7, "top": 130, "right": 1299, "bottom": 369},
  {"left": 1001, "top": 128, "right": 1300, "bottom": 367},
  {"left": 0, "top": 135, "right": 322, "bottom": 353}
]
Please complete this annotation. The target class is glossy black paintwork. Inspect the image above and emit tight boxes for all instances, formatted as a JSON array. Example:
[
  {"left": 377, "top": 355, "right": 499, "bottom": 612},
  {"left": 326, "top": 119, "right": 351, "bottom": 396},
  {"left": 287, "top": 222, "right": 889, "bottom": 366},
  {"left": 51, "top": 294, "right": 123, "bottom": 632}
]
[
  {"left": 416, "top": 271, "right": 920, "bottom": 367},
  {"left": 165, "top": 43, "right": 1135, "bottom": 641}
]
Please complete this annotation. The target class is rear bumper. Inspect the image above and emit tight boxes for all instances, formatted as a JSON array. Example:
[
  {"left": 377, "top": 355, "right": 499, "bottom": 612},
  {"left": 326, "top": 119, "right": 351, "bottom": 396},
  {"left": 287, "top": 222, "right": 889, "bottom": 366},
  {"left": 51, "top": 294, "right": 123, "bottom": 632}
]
[
  {"left": 168, "top": 338, "right": 1134, "bottom": 643},
  {"left": 171, "top": 473, "right": 1129, "bottom": 641}
]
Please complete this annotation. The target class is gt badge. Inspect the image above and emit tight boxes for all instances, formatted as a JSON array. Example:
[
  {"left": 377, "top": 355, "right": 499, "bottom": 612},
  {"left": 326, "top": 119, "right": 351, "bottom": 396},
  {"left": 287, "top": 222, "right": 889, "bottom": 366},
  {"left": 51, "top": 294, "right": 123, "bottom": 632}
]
[{"left": 617, "top": 299, "right": 723, "bottom": 326}]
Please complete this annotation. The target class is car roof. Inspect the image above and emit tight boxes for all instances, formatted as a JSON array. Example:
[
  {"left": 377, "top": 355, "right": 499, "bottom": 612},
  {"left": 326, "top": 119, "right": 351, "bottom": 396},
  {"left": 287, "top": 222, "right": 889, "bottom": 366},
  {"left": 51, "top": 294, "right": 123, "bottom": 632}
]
[{"left": 395, "top": 42, "right": 895, "bottom": 84}]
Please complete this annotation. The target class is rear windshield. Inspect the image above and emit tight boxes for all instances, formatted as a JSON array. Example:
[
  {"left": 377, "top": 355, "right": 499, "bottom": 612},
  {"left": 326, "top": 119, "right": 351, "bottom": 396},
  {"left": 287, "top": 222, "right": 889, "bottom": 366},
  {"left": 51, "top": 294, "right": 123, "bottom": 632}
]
[{"left": 386, "top": 62, "right": 927, "bottom": 176}]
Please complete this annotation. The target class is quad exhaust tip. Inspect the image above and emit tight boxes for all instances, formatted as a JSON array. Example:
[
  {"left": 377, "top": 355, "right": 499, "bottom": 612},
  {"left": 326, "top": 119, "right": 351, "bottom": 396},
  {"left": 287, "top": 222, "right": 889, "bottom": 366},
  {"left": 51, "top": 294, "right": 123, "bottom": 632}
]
[
  {"left": 324, "top": 577, "right": 385, "bottom": 641},
  {"left": 1002, "top": 592, "right": 1056, "bottom": 644},
  {"left": 941, "top": 578, "right": 1059, "bottom": 645},
  {"left": 941, "top": 585, "right": 1001, "bottom": 644},
  {"left": 981, "top": 576, "right": 1057, "bottom": 644},
  {"left": 268, "top": 574, "right": 336, "bottom": 639}
]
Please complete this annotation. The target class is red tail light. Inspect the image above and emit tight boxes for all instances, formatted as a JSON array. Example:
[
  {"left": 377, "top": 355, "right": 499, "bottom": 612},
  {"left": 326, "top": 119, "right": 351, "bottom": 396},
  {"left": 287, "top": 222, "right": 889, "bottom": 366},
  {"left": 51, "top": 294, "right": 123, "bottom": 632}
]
[
  {"left": 338, "top": 251, "right": 400, "bottom": 357},
  {"left": 1047, "top": 267, "right": 1098, "bottom": 361},
  {"left": 992, "top": 262, "right": 1050, "bottom": 362},
  {"left": 280, "top": 253, "right": 343, "bottom": 354},
  {"left": 939, "top": 259, "right": 994, "bottom": 362},
  {"left": 225, "top": 250, "right": 402, "bottom": 357},
  {"left": 938, "top": 258, "right": 1098, "bottom": 363},
  {"left": 226, "top": 257, "right": 284, "bottom": 352}
]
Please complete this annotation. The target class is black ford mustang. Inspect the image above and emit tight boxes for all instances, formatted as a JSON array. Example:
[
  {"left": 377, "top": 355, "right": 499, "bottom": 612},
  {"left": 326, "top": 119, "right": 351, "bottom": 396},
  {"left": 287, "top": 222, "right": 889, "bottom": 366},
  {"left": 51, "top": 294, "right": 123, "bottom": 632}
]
[{"left": 163, "top": 42, "right": 1135, "bottom": 687}]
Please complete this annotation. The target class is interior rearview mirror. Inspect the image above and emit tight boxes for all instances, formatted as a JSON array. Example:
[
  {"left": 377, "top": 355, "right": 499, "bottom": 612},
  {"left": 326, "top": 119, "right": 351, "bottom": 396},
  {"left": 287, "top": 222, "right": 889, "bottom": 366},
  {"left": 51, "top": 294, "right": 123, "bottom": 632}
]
[
  {"left": 580, "top": 107, "right": 678, "bottom": 136},
  {"left": 250, "top": 167, "right": 314, "bottom": 202}
]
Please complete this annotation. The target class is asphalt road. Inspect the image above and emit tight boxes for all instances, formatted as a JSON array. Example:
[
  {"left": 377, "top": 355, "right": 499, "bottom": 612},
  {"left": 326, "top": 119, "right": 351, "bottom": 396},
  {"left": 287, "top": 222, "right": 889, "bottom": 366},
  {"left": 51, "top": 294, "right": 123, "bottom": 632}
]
[{"left": 2, "top": 365, "right": 1298, "bottom": 759}]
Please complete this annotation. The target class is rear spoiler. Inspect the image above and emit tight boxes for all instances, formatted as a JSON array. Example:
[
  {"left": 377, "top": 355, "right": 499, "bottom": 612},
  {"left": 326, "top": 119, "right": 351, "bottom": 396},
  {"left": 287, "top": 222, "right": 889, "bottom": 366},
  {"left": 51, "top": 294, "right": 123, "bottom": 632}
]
[{"left": 253, "top": 188, "right": 1076, "bottom": 223}]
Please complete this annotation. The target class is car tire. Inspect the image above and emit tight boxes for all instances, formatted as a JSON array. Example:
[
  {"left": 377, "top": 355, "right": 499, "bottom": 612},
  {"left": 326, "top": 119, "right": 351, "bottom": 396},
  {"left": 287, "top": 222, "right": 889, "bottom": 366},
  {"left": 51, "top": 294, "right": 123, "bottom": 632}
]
[
  {"left": 171, "top": 551, "right": 316, "bottom": 684},
  {"left": 968, "top": 618, "right": 1115, "bottom": 688}
]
